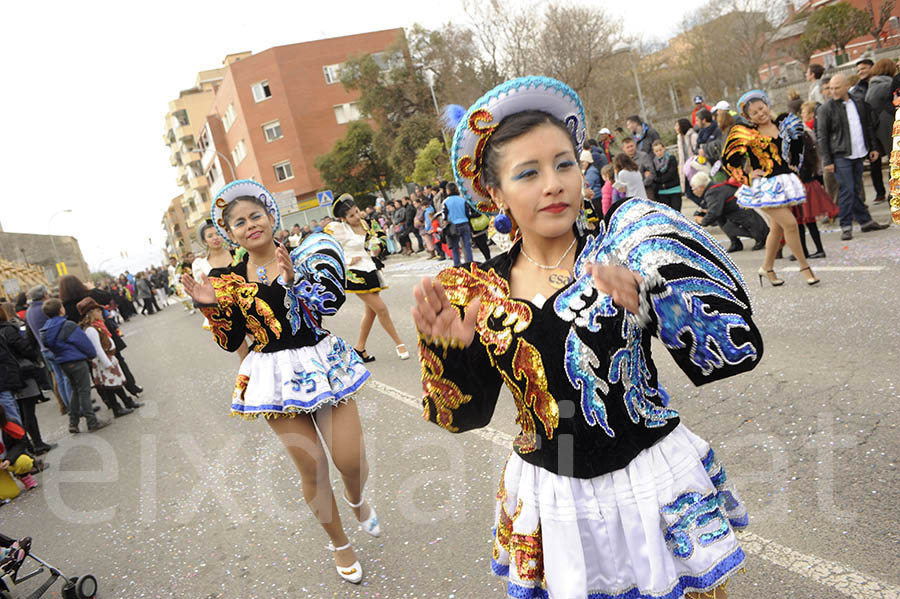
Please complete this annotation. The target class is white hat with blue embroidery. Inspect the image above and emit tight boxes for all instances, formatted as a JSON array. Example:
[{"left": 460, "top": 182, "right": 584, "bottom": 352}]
[
  {"left": 211, "top": 179, "right": 281, "bottom": 247},
  {"left": 443, "top": 76, "right": 586, "bottom": 215}
]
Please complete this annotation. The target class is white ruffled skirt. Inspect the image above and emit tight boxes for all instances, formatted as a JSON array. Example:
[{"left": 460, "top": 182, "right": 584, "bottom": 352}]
[
  {"left": 735, "top": 172, "right": 805, "bottom": 209},
  {"left": 231, "top": 335, "right": 369, "bottom": 419},
  {"left": 491, "top": 424, "right": 747, "bottom": 599}
]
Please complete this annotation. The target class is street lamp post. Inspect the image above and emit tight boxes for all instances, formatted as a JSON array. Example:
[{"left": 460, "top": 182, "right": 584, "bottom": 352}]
[
  {"left": 613, "top": 44, "right": 648, "bottom": 124},
  {"left": 419, "top": 66, "right": 451, "bottom": 149},
  {"left": 47, "top": 209, "right": 72, "bottom": 278}
]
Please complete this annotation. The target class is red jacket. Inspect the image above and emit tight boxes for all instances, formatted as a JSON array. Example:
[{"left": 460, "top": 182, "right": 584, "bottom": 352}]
[{"left": 691, "top": 104, "right": 712, "bottom": 126}]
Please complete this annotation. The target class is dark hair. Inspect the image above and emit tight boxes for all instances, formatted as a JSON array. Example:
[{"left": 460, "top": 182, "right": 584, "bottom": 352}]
[
  {"left": 787, "top": 97, "right": 803, "bottom": 116},
  {"left": 626, "top": 115, "right": 642, "bottom": 125},
  {"left": 613, "top": 153, "right": 638, "bottom": 172},
  {"left": 58, "top": 275, "right": 89, "bottom": 303},
  {"left": 0, "top": 304, "right": 8, "bottom": 322},
  {"left": 446, "top": 181, "right": 459, "bottom": 195},
  {"left": 198, "top": 220, "right": 217, "bottom": 244},
  {"left": 222, "top": 196, "right": 268, "bottom": 228},
  {"left": 822, "top": 75, "right": 832, "bottom": 85},
  {"left": 620, "top": 136, "right": 636, "bottom": 146},
  {"left": 481, "top": 110, "right": 576, "bottom": 190},
  {"left": 676, "top": 118, "right": 692, "bottom": 135},
  {"left": 856, "top": 58, "right": 874, "bottom": 67},
  {"left": 697, "top": 109, "right": 713, "bottom": 123},
  {"left": 14, "top": 292, "right": 26, "bottom": 311},
  {"left": 808, "top": 63, "right": 825, "bottom": 79},
  {"left": 42, "top": 298, "right": 62, "bottom": 317},
  {"left": 333, "top": 197, "right": 356, "bottom": 219},
  {"left": 587, "top": 138, "right": 598, "bottom": 147}
]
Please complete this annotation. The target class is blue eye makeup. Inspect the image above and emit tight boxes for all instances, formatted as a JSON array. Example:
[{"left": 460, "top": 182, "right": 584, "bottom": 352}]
[
  {"left": 557, "top": 160, "right": 575, "bottom": 169},
  {"left": 512, "top": 169, "right": 537, "bottom": 181}
]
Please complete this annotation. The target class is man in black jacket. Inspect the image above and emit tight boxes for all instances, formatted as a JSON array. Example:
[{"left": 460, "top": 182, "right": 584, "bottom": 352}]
[
  {"left": 690, "top": 173, "right": 768, "bottom": 252},
  {"left": 816, "top": 74, "right": 890, "bottom": 240}
]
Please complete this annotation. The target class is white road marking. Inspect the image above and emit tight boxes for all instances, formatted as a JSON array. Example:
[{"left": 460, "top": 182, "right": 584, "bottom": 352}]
[
  {"left": 369, "top": 378, "right": 899, "bottom": 599},
  {"left": 779, "top": 266, "right": 886, "bottom": 272}
]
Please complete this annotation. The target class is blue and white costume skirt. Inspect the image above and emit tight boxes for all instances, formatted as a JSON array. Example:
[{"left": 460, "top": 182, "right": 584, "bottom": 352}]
[
  {"left": 231, "top": 335, "right": 369, "bottom": 419},
  {"left": 736, "top": 173, "right": 805, "bottom": 209},
  {"left": 491, "top": 425, "right": 748, "bottom": 599}
]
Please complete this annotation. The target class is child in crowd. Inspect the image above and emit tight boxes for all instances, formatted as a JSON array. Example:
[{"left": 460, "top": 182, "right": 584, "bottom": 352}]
[
  {"left": 600, "top": 164, "right": 616, "bottom": 216},
  {"left": 39, "top": 299, "right": 109, "bottom": 434},
  {"left": 0, "top": 406, "right": 36, "bottom": 501}
]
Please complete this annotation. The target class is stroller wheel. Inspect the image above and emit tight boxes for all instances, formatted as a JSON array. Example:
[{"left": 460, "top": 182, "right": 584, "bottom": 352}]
[{"left": 76, "top": 574, "right": 98, "bottom": 598}]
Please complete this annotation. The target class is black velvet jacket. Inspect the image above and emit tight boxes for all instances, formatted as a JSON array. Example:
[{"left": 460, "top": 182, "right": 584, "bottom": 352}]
[{"left": 418, "top": 199, "right": 763, "bottom": 479}]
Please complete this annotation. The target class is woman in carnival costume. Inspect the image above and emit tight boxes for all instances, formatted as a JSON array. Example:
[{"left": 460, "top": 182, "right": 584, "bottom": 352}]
[
  {"left": 192, "top": 219, "right": 236, "bottom": 330},
  {"left": 325, "top": 194, "right": 410, "bottom": 362},
  {"left": 182, "top": 180, "right": 380, "bottom": 585},
  {"left": 722, "top": 90, "right": 819, "bottom": 286},
  {"left": 413, "top": 77, "right": 763, "bottom": 599}
]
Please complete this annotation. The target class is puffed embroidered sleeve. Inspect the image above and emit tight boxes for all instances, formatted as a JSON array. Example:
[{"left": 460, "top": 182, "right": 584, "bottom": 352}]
[
  {"left": 279, "top": 233, "right": 347, "bottom": 334},
  {"left": 419, "top": 333, "right": 503, "bottom": 433},
  {"left": 721, "top": 125, "right": 754, "bottom": 186},
  {"left": 200, "top": 272, "right": 249, "bottom": 352},
  {"left": 599, "top": 199, "right": 763, "bottom": 386},
  {"left": 417, "top": 266, "right": 506, "bottom": 433}
]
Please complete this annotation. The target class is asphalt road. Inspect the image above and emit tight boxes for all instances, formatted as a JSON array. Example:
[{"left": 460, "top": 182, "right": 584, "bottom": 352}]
[{"left": 7, "top": 200, "right": 898, "bottom": 599}]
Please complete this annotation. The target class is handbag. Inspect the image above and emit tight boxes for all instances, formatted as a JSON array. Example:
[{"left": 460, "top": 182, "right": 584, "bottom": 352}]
[{"left": 470, "top": 213, "right": 490, "bottom": 232}]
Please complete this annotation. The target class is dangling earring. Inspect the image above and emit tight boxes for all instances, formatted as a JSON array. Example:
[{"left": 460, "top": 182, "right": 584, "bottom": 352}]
[{"left": 493, "top": 206, "right": 512, "bottom": 234}]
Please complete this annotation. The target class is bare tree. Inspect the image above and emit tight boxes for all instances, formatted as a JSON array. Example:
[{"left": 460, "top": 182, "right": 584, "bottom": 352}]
[{"left": 864, "top": 0, "right": 897, "bottom": 47}]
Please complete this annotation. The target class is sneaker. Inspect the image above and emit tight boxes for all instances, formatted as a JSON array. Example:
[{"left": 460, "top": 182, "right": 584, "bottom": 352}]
[
  {"left": 87, "top": 419, "right": 111, "bottom": 432},
  {"left": 860, "top": 220, "right": 890, "bottom": 232},
  {"left": 69, "top": 425, "right": 80, "bottom": 434},
  {"left": 841, "top": 230, "right": 853, "bottom": 241},
  {"left": 19, "top": 474, "right": 37, "bottom": 491}
]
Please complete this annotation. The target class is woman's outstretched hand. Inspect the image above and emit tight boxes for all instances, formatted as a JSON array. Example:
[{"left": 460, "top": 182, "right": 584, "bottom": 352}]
[
  {"left": 182, "top": 273, "right": 216, "bottom": 305},
  {"left": 276, "top": 245, "right": 294, "bottom": 285},
  {"left": 412, "top": 277, "right": 480, "bottom": 348},
  {"left": 588, "top": 264, "right": 643, "bottom": 315}
]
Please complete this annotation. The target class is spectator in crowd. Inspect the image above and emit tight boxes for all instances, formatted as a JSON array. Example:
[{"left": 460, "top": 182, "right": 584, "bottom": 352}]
[
  {"left": 816, "top": 74, "right": 891, "bottom": 240},
  {"left": 287, "top": 224, "right": 302, "bottom": 248},
  {"left": 613, "top": 152, "right": 647, "bottom": 199},
  {"left": 619, "top": 137, "right": 653, "bottom": 197},
  {"left": 675, "top": 118, "right": 700, "bottom": 205},
  {"left": 599, "top": 164, "right": 616, "bottom": 216},
  {"left": 404, "top": 196, "right": 424, "bottom": 253},
  {"left": 580, "top": 149, "right": 603, "bottom": 200},
  {"left": 865, "top": 58, "right": 896, "bottom": 205},
  {"left": 625, "top": 115, "right": 660, "bottom": 156},
  {"left": 807, "top": 63, "right": 826, "bottom": 104},
  {"left": 24, "top": 285, "right": 71, "bottom": 411},
  {"left": 596, "top": 127, "right": 615, "bottom": 163},
  {"left": 850, "top": 58, "right": 885, "bottom": 203},
  {"left": 586, "top": 139, "right": 609, "bottom": 170},
  {"left": 0, "top": 405, "right": 38, "bottom": 500},
  {"left": 648, "top": 140, "right": 682, "bottom": 211},
  {"left": 695, "top": 109, "right": 721, "bottom": 148},
  {"left": 791, "top": 109, "right": 839, "bottom": 260},
  {"left": 441, "top": 182, "right": 474, "bottom": 267},
  {"left": 310, "top": 219, "right": 323, "bottom": 233},
  {"left": 135, "top": 272, "right": 154, "bottom": 315},
  {"left": 690, "top": 95, "right": 712, "bottom": 126},
  {"left": 39, "top": 299, "right": 110, "bottom": 434},
  {"left": 691, "top": 172, "right": 768, "bottom": 252}
]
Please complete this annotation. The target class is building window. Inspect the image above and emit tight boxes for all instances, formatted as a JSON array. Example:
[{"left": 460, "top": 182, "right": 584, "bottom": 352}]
[
  {"left": 252, "top": 80, "right": 272, "bottom": 102},
  {"left": 223, "top": 103, "right": 236, "bottom": 132},
  {"left": 323, "top": 64, "right": 342, "bottom": 84},
  {"left": 174, "top": 109, "right": 189, "bottom": 127},
  {"left": 263, "top": 120, "right": 283, "bottom": 142},
  {"left": 334, "top": 102, "right": 362, "bottom": 125},
  {"left": 231, "top": 140, "right": 246, "bottom": 166},
  {"left": 274, "top": 161, "right": 294, "bottom": 182}
]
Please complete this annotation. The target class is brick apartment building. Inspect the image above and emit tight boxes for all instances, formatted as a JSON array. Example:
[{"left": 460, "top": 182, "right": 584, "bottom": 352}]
[
  {"left": 203, "top": 28, "right": 404, "bottom": 224},
  {"left": 763, "top": 0, "right": 900, "bottom": 82}
]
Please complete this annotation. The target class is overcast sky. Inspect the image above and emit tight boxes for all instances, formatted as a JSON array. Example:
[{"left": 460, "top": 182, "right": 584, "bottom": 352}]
[{"left": 0, "top": 0, "right": 705, "bottom": 275}]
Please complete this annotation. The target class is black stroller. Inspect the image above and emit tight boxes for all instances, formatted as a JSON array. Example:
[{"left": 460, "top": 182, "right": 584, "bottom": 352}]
[{"left": 0, "top": 535, "right": 97, "bottom": 599}]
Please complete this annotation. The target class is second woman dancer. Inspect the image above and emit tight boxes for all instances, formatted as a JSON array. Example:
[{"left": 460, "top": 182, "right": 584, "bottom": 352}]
[
  {"left": 325, "top": 194, "right": 410, "bottom": 362},
  {"left": 183, "top": 180, "right": 380, "bottom": 585}
]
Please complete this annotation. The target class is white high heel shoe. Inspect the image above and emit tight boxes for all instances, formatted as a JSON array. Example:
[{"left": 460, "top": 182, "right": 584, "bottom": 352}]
[
  {"left": 344, "top": 492, "right": 381, "bottom": 537},
  {"left": 395, "top": 343, "right": 410, "bottom": 360},
  {"left": 328, "top": 542, "right": 362, "bottom": 584}
]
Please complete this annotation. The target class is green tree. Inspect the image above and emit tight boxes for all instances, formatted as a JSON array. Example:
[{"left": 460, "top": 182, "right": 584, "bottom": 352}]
[
  {"left": 411, "top": 138, "right": 452, "bottom": 186},
  {"left": 90, "top": 271, "right": 113, "bottom": 285},
  {"left": 805, "top": 2, "right": 870, "bottom": 59},
  {"left": 388, "top": 113, "right": 441, "bottom": 179},
  {"left": 314, "top": 122, "right": 397, "bottom": 199}
]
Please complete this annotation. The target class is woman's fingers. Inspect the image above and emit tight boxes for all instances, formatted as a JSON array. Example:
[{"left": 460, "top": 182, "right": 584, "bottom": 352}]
[
  {"left": 432, "top": 278, "right": 455, "bottom": 313},
  {"left": 413, "top": 284, "right": 438, "bottom": 328}
]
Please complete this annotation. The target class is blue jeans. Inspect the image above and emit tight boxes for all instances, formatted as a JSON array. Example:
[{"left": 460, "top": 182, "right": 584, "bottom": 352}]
[
  {"left": 42, "top": 349, "right": 71, "bottom": 407},
  {"left": 833, "top": 157, "right": 874, "bottom": 231},
  {"left": 0, "top": 391, "right": 21, "bottom": 425},
  {"left": 448, "top": 222, "right": 474, "bottom": 266}
]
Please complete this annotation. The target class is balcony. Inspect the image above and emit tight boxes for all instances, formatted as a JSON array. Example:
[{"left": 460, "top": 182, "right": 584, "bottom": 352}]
[
  {"left": 175, "top": 166, "right": 188, "bottom": 187},
  {"left": 188, "top": 175, "right": 208, "bottom": 191},
  {"left": 176, "top": 125, "right": 191, "bottom": 141},
  {"left": 183, "top": 149, "right": 202, "bottom": 166}
]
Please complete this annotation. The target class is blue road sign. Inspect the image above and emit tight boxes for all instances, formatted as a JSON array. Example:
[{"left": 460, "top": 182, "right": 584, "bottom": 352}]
[{"left": 317, "top": 190, "right": 334, "bottom": 206}]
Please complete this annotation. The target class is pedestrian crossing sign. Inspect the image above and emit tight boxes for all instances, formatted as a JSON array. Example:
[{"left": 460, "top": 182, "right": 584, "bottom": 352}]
[{"left": 316, "top": 190, "right": 334, "bottom": 207}]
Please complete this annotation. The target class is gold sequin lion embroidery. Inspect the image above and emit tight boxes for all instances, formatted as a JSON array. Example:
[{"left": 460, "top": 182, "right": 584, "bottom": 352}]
[
  {"left": 723, "top": 124, "right": 782, "bottom": 186},
  {"left": 210, "top": 273, "right": 282, "bottom": 350},
  {"left": 420, "top": 344, "right": 474, "bottom": 432}
]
